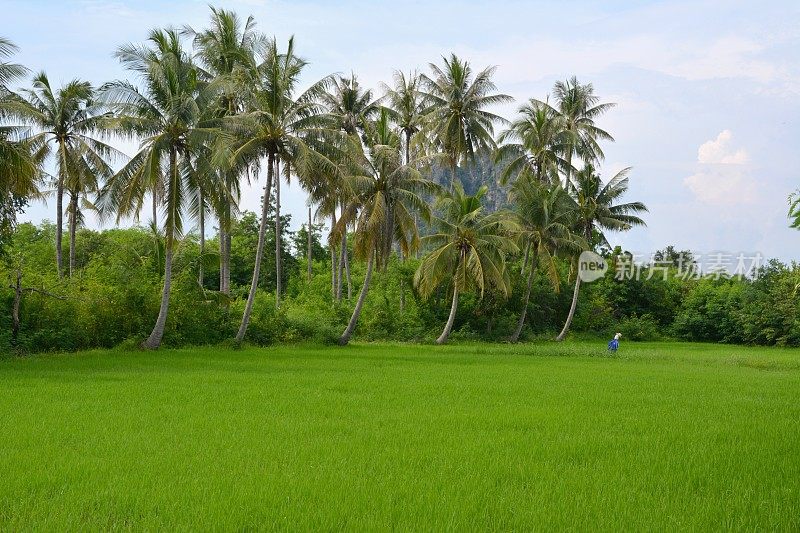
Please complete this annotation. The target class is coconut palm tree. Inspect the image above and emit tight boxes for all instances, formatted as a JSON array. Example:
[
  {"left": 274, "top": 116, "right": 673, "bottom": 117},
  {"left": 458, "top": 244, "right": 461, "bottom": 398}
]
[
  {"left": 223, "top": 36, "right": 338, "bottom": 341},
  {"left": 535, "top": 77, "right": 615, "bottom": 192},
  {"left": 555, "top": 164, "right": 648, "bottom": 341},
  {"left": 495, "top": 99, "right": 569, "bottom": 186},
  {"left": 99, "top": 28, "right": 219, "bottom": 349},
  {"left": 321, "top": 74, "right": 380, "bottom": 300},
  {"left": 789, "top": 190, "right": 800, "bottom": 230},
  {"left": 9, "top": 73, "right": 118, "bottom": 277},
  {"left": 333, "top": 108, "right": 436, "bottom": 345},
  {"left": 0, "top": 37, "right": 41, "bottom": 213},
  {"left": 380, "top": 70, "right": 429, "bottom": 312},
  {"left": 508, "top": 179, "right": 585, "bottom": 342},
  {"left": 421, "top": 54, "right": 512, "bottom": 187},
  {"left": 381, "top": 70, "right": 427, "bottom": 166},
  {"left": 188, "top": 6, "right": 260, "bottom": 294},
  {"left": 414, "top": 183, "right": 518, "bottom": 344}
]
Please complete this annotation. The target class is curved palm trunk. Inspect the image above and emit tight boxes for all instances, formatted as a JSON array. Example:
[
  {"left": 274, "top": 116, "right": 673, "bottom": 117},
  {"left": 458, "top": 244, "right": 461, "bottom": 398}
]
[
  {"left": 219, "top": 225, "right": 226, "bottom": 292},
  {"left": 236, "top": 153, "right": 274, "bottom": 343},
  {"left": 343, "top": 234, "right": 352, "bottom": 299},
  {"left": 336, "top": 238, "right": 344, "bottom": 302},
  {"left": 224, "top": 211, "right": 231, "bottom": 295},
  {"left": 331, "top": 213, "right": 338, "bottom": 301},
  {"left": 55, "top": 175, "right": 64, "bottom": 278},
  {"left": 198, "top": 191, "right": 205, "bottom": 287},
  {"left": 556, "top": 272, "right": 581, "bottom": 341},
  {"left": 68, "top": 190, "right": 78, "bottom": 278},
  {"left": 307, "top": 205, "right": 313, "bottom": 281},
  {"left": 142, "top": 238, "right": 173, "bottom": 349},
  {"left": 338, "top": 253, "right": 374, "bottom": 345},
  {"left": 152, "top": 192, "right": 158, "bottom": 228},
  {"left": 436, "top": 285, "right": 459, "bottom": 345},
  {"left": 275, "top": 159, "right": 282, "bottom": 308},
  {"left": 511, "top": 254, "right": 537, "bottom": 343},
  {"left": 399, "top": 255, "right": 406, "bottom": 314},
  {"left": 142, "top": 149, "right": 178, "bottom": 350},
  {"left": 564, "top": 146, "right": 574, "bottom": 193}
]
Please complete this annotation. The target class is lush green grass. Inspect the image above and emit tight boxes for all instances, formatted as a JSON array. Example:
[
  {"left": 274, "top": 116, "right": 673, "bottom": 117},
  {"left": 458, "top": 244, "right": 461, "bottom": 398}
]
[{"left": 1, "top": 341, "right": 798, "bottom": 530}]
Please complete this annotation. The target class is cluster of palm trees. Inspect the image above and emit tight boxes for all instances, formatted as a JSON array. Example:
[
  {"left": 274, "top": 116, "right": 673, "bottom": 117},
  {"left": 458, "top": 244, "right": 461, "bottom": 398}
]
[{"left": 0, "top": 7, "right": 647, "bottom": 348}]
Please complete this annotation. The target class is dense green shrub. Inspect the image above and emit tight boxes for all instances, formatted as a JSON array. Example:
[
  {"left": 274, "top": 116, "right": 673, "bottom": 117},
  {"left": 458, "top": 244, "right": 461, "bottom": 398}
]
[
  {"left": 2, "top": 222, "right": 799, "bottom": 352},
  {"left": 618, "top": 313, "right": 661, "bottom": 341}
]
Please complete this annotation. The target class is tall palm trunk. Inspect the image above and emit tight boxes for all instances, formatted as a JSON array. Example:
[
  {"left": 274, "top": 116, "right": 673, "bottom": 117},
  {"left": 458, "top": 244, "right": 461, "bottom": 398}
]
[
  {"left": 236, "top": 153, "right": 274, "bottom": 343},
  {"left": 521, "top": 240, "right": 531, "bottom": 273},
  {"left": 330, "top": 213, "right": 338, "bottom": 301},
  {"left": 219, "top": 225, "right": 226, "bottom": 292},
  {"left": 556, "top": 270, "right": 581, "bottom": 341},
  {"left": 343, "top": 233, "right": 352, "bottom": 299},
  {"left": 198, "top": 191, "right": 205, "bottom": 287},
  {"left": 275, "top": 158, "right": 282, "bottom": 308},
  {"left": 511, "top": 254, "right": 537, "bottom": 342},
  {"left": 336, "top": 213, "right": 344, "bottom": 301},
  {"left": 564, "top": 145, "right": 574, "bottom": 193},
  {"left": 152, "top": 192, "right": 158, "bottom": 227},
  {"left": 307, "top": 205, "right": 312, "bottom": 281},
  {"left": 223, "top": 208, "right": 231, "bottom": 294},
  {"left": 338, "top": 253, "right": 374, "bottom": 345},
  {"left": 142, "top": 148, "right": 177, "bottom": 350},
  {"left": 436, "top": 285, "right": 459, "bottom": 345},
  {"left": 55, "top": 174, "right": 64, "bottom": 278},
  {"left": 68, "top": 190, "right": 78, "bottom": 278}
]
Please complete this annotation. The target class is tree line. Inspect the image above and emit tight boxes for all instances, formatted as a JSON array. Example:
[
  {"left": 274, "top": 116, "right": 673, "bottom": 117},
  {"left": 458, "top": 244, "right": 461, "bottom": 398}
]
[{"left": 16, "top": 5, "right": 778, "bottom": 351}]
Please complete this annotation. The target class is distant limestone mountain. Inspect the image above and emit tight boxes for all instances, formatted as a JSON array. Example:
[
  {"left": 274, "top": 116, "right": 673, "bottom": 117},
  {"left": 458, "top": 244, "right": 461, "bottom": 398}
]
[{"left": 427, "top": 154, "right": 510, "bottom": 212}]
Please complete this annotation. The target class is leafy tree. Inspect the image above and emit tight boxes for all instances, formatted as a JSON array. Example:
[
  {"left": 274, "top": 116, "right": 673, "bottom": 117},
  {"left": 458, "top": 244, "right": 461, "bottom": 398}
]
[
  {"left": 496, "top": 99, "right": 568, "bottom": 186},
  {"left": 320, "top": 73, "right": 380, "bottom": 301},
  {"left": 414, "top": 183, "right": 517, "bottom": 344},
  {"left": 189, "top": 6, "right": 260, "bottom": 294},
  {"left": 223, "top": 36, "right": 337, "bottom": 340},
  {"left": 333, "top": 108, "right": 435, "bottom": 344},
  {"left": 99, "top": 28, "right": 219, "bottom": 349},
  {"left": 509, "top": 179, "right": 584, "bottom": 341},
  {"left": 9, "top": 73, "right": 118, "bottom": 277},
  {"left": 381, "top": 70, "right": 427, "bottom": 166},
  {"left": 556, "top": 164, "right": 647, "bottom": 341},
  {"left": 0, "top": 37, "right": 41, "bottom": 254},
  {"left": 535, "top": 77, "right": 614, "bottom": 192},
  {"left": 789, "top": 190, "right": 800, "bottom": 230},
  {"left": 421, "top": 54, "right": 511, "bottom": 186}
]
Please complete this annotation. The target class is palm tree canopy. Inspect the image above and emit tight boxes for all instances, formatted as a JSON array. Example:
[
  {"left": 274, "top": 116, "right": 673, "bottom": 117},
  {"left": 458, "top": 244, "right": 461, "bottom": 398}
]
[
  {"left": 572, "top": 163, "right": 648, "bottom": 246},
  {"left": 414, "top": 182, "right": 518, "bottom": 299},
  {"left": 421, "top": 54, "right": 512, "bottom": 169},
  {"left": 510, "top": 178, "right": 586, "bottom": 288},
  {"left": 219, "top": 37, "right": 339, "bottom": 189},
  {"left": 380, "top": 70, "right": 427, "bottom": 157},
  {"left": 4, "top": 71, "right": 120, "bottom": 204},
  {"left": 496, "top": 99, "right": 570, "bottom": 186},
  {"left": 0, "top": 37, "right": 41, "bottom": 200},
  {"left": 331, "top": 107, "right": 438, "bottom": 266},
  {"left": 789, "top": 191, "right": 800, "bottom": 230},
  {"left": 534, "top": 76, "right": 615, "bottom": 182},
  {"left": 321, "top": 73, "right": 380, "bottom": 137},
  {"left": 98, "top": 28, "right": 219, "bottom": 232},
  {"left": 0, "top": 37, "right": 28, "bottom": 87}
]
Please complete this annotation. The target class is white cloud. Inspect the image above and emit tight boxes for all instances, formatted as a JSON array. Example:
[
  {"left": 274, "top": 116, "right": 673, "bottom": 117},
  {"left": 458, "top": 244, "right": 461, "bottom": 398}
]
[
  {"left": 684, "top": 130, "right": 754, "bottom": 204},
  {"left": 697, "top": 130, "right": 749, "bottom": 165}
]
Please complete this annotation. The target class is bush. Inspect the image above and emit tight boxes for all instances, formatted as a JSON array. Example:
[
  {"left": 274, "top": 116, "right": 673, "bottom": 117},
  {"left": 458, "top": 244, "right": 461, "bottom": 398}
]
[{"left": 618, "top": 313, "right": 661, "bottom": 341}]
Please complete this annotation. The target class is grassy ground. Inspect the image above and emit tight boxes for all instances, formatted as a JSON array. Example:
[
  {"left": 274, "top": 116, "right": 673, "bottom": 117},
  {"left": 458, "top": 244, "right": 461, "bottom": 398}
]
[{"left": 0, "top": 341, "right": 798, "bottom": 530}]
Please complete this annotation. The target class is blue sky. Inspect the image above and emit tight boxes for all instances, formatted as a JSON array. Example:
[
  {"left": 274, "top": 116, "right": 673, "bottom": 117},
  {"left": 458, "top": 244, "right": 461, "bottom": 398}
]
[{"left": 3, "top": 0, "right": 799, "bottom": 261}]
